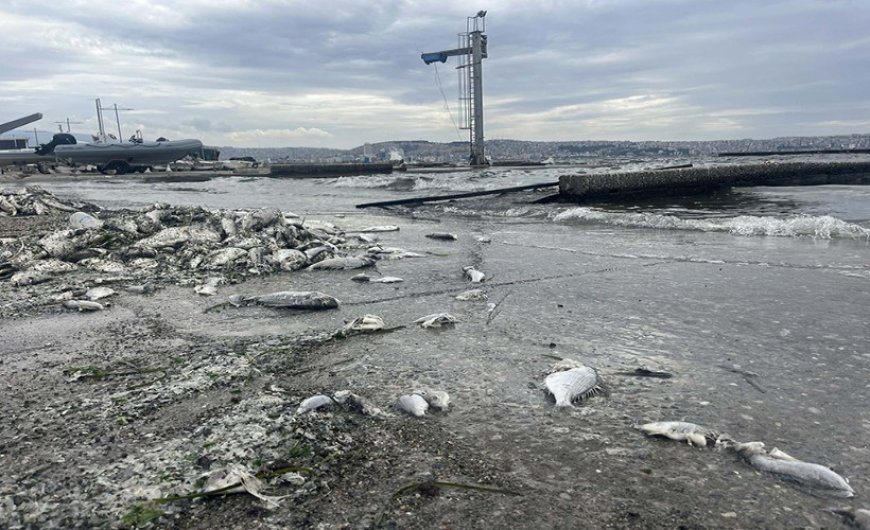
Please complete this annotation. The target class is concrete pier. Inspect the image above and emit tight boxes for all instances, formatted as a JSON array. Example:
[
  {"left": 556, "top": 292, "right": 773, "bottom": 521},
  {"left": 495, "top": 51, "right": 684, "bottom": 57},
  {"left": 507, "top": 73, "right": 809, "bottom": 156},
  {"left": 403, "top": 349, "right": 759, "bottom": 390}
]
[
  {"left": 269, "top": 162, "right": 394, "bottom": 178},
  {"left": 559, "top": 160, "right": 870, "bottom": 202}
]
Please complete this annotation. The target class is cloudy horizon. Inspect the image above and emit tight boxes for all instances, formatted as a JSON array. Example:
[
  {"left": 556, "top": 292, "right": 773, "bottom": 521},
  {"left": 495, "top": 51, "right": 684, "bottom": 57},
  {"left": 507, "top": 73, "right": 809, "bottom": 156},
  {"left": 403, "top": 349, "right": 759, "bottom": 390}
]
[{"left": 1, "top": 0, "right": 868, "bottom": 148}]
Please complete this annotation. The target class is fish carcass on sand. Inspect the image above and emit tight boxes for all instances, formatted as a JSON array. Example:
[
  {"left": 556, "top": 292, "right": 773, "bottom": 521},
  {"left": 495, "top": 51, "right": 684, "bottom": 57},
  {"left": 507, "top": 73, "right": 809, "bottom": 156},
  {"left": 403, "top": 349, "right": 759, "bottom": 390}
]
[
  {"left": 307, "top": 255, "right": 376, "bottom": 270},
  {"left": 63, "top": 300, "right": 104, "bottom": 312},
  {"left": 296, "top": 394, "right": 335, "bottom": 414},
  {"left": 415, "top": 313, "right": 457, "bottom": 328},
  {"left": 426, "top": 232, "right": 458, "bottom": 241},
  {"left": 455, "top": 288, "right": 487, "bottom": 301},
  {"left": 236, "top": 291, "right": 340, "bottom": 310},
  {"left": 397, "top": 394, "right": 429, "bottom": 417},
  {"left": 342, "top": 314, "right": 385, "bottom": 333},
  {"left": 417, "top": 389, "right": 450, "bottom": 411},
  {"left": 463, "top": 266, "right": 485, "bottom": 283},
  {"left": 544, "top": 361, "right": 601, "bottom": 407},
  {"left": 730, "top": 441, "right": 855, "bottom": 498},
  {"left": 638, "top": 421, "right": 721, "bottom": 448}
]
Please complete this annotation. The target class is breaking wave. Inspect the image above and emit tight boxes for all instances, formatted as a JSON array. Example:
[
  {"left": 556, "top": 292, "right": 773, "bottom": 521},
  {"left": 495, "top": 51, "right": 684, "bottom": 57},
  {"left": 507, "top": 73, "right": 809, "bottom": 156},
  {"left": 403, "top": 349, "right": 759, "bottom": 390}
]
[{"left": 552, "top": 208, "right": 870, "bottom": 239}]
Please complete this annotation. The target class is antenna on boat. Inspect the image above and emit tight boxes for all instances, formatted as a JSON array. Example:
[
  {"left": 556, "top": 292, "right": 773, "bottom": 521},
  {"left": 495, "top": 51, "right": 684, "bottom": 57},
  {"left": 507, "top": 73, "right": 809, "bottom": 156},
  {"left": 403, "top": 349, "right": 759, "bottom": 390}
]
[
  {"left": 95, "top": 98, "right": 133, "bottom": 143},
  {"left": 54, "top": 118, "right": 82, "bottom": 133},
  {"left": 421, "top": 10, "right": 489, "bottom": 167}
]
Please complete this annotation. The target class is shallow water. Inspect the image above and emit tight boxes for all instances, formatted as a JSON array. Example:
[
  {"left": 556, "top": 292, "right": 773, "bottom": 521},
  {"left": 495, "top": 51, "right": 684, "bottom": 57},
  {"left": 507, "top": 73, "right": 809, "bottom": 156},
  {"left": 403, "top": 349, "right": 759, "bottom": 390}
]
[{"left": 3, "top": 157, "right": 870, "bottom": 526}]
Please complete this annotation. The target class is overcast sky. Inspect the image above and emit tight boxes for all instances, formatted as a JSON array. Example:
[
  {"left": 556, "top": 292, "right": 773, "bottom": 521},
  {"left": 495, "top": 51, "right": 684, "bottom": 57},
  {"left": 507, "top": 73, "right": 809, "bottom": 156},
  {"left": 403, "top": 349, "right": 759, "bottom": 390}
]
[{"left": 1, "top": 0, "right": 868, "bottom": 147}]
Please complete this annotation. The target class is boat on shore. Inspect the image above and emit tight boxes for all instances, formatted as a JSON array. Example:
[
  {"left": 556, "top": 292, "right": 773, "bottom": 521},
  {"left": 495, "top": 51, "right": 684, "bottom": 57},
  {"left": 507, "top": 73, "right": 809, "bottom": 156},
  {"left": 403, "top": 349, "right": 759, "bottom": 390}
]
[
  {"left": 54, "top": 138, "right": 203, "bottom": 174},
  {"left": 0, "top": 133, "right": 202, "bottom": 174}
]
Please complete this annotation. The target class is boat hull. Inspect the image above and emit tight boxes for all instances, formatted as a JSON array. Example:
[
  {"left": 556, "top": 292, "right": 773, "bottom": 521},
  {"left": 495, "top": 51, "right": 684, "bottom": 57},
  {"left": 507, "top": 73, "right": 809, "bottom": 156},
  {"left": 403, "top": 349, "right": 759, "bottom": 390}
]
[{"left": 53, "top": 139, "right": 203, "bottom": 166}]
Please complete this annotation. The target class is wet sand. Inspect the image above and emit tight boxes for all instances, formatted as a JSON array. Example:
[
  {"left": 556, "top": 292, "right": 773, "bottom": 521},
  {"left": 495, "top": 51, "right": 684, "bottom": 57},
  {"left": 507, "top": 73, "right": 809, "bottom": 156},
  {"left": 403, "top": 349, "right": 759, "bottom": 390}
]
[{"left": 1, "top": 189, "right": 869, "bottom": 529}]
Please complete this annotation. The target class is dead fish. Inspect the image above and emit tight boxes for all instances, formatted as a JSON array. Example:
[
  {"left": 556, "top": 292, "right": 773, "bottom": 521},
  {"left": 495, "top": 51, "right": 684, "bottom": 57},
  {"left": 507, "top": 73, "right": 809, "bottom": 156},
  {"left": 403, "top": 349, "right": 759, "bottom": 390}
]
[
  {"left": 397, "top": 394, "right": 429, "bottom": 417},
  {"left": 463, "top": 266, "right": 485, "bottom": 283},
  {"left": 417, "top": 389, "right": 450, "bottom": 411},
  {"left": 351, "top": 272, "right": 402, "bottom": 282},
  {"left": 638, "top": 421, "right": 720, "bottom": 447},
  {"left": 349, "top": 233, "right": 378, "bottom": 244},
  {"left": 343, "top": 314, "right": 385, "bottom": 333},
  {"left": 426, "top": 232, "right": 458, "bottom": 241},
  {"left": 371, "top": 276, "right": 403, "bottom": 283},
  {"left": 731, "top": 441, "right": 855, "bottom": 498},
  {"left": 244, "top": 291, "right": 340, "bottom": 310},
  {"left": 359, "top": 225, "right": 400, "bottom": 233},
  {"left": 202, "top": 465, "right": 286, "bottom": 508},
  {"left": 206, "top": 247, "right": 248, "bottom": 268},
  {"left": 272, "top": 249, "right": 308, "bottom": 271},
  {"left": 296, "top": 394, "right": 335, "bottom": 414},
  {"left": 307, "top": 255, "right": 375, "bottom": 270},
  {"left": 69, "top": 211, "right": 103, "bottom": 230},
  {"left": 333, "top": 390, "right": 390, "bottom": 418},
  {"left": 194, "top": 278, "right": 221, "bottom": 296},
  {"left": 0, "top": 196, "right": 17, "bottom": 216},
  {"left": 455, "top": 289, "right": 487, "bottom": 301},
  {"left": 85, "top": 286, "right": 116, "bottom": 301},
  {"left": 545, "top": 366, "right": 601, "bottom": 407},
  {"left": 827, "top": 507, "right": 870, "bottom": 529},
  {"left": 367, "top": 246, "right": 425, "bottom": 260},
  {"left": 303, "top": 245, "right": 334, "bottom": 263},
  {"left": 138, "top": 226, "right": 222, "bottom": 249},
  {"left": 415, "top": 313, "right": 457, "bottom": 328},
  {"left": 63, "top": 300, "right": 104, "bottom": 312}
]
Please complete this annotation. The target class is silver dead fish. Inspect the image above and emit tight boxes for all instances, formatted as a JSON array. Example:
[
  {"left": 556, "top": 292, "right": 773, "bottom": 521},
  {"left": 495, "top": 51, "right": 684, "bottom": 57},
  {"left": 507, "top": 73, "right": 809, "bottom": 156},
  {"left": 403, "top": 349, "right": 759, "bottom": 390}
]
[
  {"left": 426, "top": 232, "right": 458, "bottom": 241},
  {"left": 343, "top": 314, "right": 385, "bottom": 333},
  {"left": 241, "top": 291, "right": 340, "bottom": 310},
  {"left": 194, "top": 278, "right": 221, "bottom": 296},
  {"left": 731, "top": 441, "right": 855, "bottom": 498},
  {"left": 85, "top": 286, "right": 116, "bottom": 301},
  {"left": 397, "top": 394, "right": 429, "bottom": 417},
  {"left": 307, "top": 255, "right": 376, "bottom": 270},
  {"left": 63, "top": 300, "right": 104, "bottom": 312},
  {"left": 638, "top": 421, "right": 721, "bottom": 447},
  {"left": 351, "top": 273, "right": 404, "bottom": 283},
  {"left": 544, "top": 364, "right": 601, "bottom": 407},
  {"left": 417, "top": 389, "right": 450, "bottom": 411},
  {"left": 415, "top": 313, "right": 457, "bottom": 328},
  {"left": 463, "top": 266, "right": 486, "bottom": 283},
  {"left": 296, "top": 394, "right": 335, "bottom": 414},
  {"left": 359, "top": 225, "right": 400, "bottom": 233},
  {"left": 455, "top": 289, "right": 487, "bottom": 301}
]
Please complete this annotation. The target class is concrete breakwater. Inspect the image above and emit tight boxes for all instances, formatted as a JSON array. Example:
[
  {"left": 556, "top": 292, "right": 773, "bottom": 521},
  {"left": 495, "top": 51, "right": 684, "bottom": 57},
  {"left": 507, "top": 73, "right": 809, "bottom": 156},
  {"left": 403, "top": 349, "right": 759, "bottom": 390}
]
[
  {"left": 559, "top": 160, "right": 870, "bottom": 201},
  {"left": 269, "top": 161, "right": 394, "bottom": 178}
]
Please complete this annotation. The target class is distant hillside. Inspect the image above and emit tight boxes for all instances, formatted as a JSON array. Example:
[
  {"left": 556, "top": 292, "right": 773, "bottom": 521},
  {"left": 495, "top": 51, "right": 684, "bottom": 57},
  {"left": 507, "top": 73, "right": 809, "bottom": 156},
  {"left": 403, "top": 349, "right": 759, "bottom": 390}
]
[{"left": 219, "top": 134, "right": 870, "bottom": 162}]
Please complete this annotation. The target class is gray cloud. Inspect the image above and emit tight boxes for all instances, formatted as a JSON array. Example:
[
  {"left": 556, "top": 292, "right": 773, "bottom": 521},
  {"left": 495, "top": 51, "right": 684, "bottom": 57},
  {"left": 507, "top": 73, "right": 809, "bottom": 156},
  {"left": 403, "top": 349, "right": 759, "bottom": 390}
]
[{"left": 1, "top": 0, "right": 867, "bottom": 147}]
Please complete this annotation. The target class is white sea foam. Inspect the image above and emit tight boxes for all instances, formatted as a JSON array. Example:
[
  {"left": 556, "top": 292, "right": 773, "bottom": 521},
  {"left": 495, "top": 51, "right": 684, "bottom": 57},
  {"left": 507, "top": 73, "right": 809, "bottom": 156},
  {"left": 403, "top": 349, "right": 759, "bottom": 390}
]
[{"left": 552, "top": 208, "right": 870, "bottom": 239}]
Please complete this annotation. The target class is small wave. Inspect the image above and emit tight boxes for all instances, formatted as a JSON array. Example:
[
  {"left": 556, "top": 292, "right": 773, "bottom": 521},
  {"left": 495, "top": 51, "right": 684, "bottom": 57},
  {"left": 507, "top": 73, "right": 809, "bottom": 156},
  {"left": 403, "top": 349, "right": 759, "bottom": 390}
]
[
  {"left": 332, "top": 175, "right": 414, "bottom": 190},
  {"left": 552, "top": 208, "right": 870, "bottom": 239}
]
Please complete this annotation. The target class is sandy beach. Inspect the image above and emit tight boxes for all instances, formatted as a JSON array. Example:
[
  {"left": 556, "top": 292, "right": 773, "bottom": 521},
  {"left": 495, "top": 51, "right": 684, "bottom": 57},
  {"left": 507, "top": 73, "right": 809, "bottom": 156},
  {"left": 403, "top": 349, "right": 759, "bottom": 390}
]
[{"left": 2, "top": 174, "right": 869, "bottom": 529}]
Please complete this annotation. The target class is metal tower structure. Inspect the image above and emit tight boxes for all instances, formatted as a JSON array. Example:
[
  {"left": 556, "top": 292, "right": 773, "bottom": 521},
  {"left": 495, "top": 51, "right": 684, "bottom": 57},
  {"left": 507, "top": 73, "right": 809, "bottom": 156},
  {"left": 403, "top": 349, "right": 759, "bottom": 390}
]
[{"left": 422, "top": 11, "right": 489, "bottom": 167}]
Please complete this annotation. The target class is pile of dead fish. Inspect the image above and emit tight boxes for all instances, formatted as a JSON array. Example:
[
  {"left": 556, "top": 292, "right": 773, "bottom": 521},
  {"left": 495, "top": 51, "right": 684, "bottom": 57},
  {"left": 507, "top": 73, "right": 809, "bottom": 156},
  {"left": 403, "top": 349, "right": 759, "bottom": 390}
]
[
  {"left": 0, "top": 188, "right": 387, "bottom": 288},
  {"left": 0, "top": 186, "right": 95, "bottom": 216},
  {"left": 639, "top": 420, "right": 856, "bottom": 498}
]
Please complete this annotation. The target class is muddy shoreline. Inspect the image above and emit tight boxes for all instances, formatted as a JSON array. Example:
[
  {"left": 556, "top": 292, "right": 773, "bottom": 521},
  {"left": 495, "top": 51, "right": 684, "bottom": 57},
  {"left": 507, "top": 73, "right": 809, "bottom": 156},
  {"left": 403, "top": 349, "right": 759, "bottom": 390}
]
[{"left": 2, "top": 187, "right": 869, "bottom": 529}]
